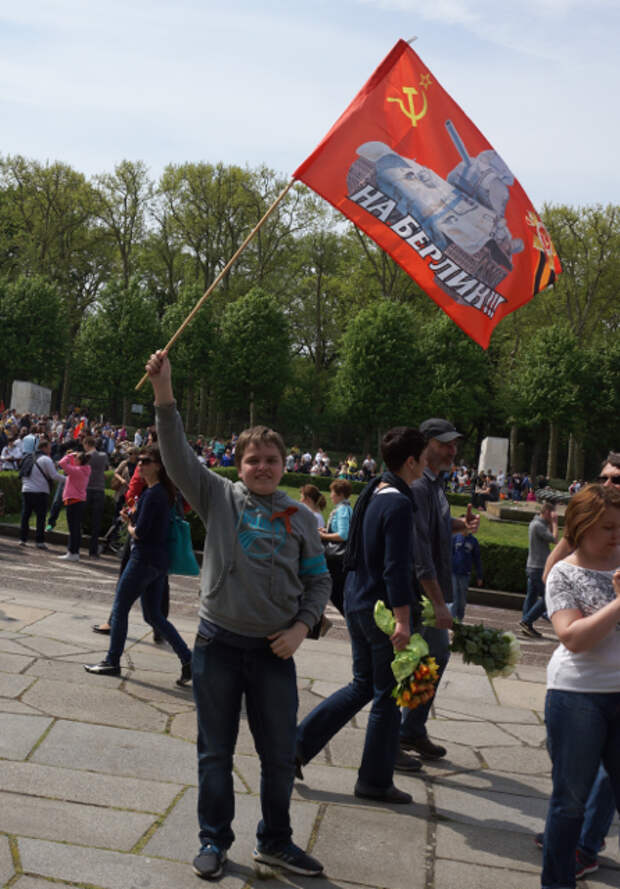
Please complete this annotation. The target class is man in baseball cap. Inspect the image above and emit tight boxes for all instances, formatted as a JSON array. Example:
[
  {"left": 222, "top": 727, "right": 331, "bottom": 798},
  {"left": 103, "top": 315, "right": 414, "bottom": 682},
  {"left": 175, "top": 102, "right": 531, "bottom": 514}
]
[{"left": 400, "top": 418, "right": 479, "bottom": 761}]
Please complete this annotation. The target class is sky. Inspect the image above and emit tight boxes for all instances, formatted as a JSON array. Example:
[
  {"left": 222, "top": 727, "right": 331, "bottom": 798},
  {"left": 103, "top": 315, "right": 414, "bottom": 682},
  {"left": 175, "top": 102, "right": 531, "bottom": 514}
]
[{"left": 1, "top": 0, "right": 618, "bottom": 208}]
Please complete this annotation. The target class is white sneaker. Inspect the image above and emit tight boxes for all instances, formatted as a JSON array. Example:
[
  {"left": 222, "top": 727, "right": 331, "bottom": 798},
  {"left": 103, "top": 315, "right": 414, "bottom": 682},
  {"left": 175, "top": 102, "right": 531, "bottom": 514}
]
[{"left": 58, "top": 552, "right": 79, "bottom": 562}]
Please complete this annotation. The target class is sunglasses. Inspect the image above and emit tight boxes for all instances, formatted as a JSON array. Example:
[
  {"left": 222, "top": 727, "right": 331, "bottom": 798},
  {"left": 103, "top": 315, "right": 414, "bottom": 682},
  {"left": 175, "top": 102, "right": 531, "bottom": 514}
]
[
  {"left": 598, "top": 474, "right": 620, "bottom": 486},
  {"left": 138, "top": 457, "right": 154, "bottom": 465}
]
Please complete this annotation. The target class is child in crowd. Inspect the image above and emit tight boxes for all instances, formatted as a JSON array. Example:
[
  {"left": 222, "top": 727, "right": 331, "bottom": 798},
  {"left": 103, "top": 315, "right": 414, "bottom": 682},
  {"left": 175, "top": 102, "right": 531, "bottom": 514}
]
[
  {"left": 450, "top": 519, "right": 483, "bottom": 620},
  {"left": 146, "top": 349, "right": 331, "bottom": 881}
]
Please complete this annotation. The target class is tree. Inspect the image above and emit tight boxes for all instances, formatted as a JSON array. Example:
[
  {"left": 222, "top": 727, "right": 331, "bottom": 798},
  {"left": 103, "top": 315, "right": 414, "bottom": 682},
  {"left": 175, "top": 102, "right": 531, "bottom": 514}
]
[
  {"left": 73, "top": 279, "right": 160, "bottom": 422},
  {"left": 333, "top": 300, "right": 423, "bottom": 449},
  {"left": 0, "top": 275, "right": 67, "bottom": 398},
  {"left": 215, "top": 288, "right": 290, "bottom": 427}
]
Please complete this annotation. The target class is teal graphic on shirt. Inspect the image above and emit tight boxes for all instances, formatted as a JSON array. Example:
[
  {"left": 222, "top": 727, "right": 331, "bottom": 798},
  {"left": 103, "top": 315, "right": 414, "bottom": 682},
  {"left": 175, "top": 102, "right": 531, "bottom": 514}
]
[{"left": 238, "top": 503, "right": 287, "bottom": 559}]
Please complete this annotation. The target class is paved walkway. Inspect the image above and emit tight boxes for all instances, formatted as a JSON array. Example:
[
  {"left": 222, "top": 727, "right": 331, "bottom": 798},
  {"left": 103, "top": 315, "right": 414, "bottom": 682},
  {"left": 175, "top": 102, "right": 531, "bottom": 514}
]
[{"left": 0, "top": 537, "right": 618, "bottom": 889}]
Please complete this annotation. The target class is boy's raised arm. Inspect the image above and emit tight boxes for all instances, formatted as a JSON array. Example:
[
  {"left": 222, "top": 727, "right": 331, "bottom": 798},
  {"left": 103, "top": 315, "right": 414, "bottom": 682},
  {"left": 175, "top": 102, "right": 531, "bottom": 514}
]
[{"left": 147, "top": 350, "right": 220, "bottom": 520}]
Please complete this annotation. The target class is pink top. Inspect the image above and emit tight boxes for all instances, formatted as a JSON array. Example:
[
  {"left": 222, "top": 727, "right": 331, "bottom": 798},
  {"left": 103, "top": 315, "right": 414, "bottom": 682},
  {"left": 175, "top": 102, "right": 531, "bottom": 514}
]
[{"left": 59, "top": 454, "right": 92, "bottom": 502}]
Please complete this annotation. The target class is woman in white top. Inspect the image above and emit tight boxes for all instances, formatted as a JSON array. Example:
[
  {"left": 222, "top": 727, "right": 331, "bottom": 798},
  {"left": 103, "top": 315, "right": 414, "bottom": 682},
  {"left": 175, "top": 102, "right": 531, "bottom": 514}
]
[{"left": 541, "top": 483, "right": 620, "bottom": 889}]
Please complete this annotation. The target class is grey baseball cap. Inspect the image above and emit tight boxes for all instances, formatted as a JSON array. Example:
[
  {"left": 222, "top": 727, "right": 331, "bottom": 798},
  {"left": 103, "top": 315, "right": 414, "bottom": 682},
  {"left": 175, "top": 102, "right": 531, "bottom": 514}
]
[{"left": 419, "top": 418, "right": 463, "bottom": 443}]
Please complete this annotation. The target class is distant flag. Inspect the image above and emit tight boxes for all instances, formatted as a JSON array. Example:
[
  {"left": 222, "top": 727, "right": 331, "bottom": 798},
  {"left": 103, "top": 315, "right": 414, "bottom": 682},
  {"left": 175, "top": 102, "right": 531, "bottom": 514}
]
[
  {"left": 73, "top": 419, "right": 85, "bottom": 440},
  {"left": 293, "top": 40, "right": 561, "bottom": 348}
]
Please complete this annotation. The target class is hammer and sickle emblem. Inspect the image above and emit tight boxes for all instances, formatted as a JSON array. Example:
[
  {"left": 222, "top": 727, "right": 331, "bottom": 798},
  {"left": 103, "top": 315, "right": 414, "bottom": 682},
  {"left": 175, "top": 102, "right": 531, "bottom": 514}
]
[{"left": 387, "top": 86, "right": 428, "bottom": 127}]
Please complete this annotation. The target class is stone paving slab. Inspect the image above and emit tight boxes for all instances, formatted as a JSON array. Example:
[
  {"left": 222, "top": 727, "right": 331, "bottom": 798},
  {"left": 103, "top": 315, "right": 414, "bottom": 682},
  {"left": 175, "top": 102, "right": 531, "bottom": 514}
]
[
  {"left": 0, "top": 636, "right": 34, "bottom": 655},
  {"left": 0, "top": 698, "right": 43, "bottom": 714},
  {"left": 32, "top": 719, "right": 197, "bottom": 784},
  {"left": 0, "top": 761, "right": 183, "bottom": 812},
  {"left": 0, "top": 672, "right": 37, "bottom": 698},
  {"left": 0, "top": 790, "right": 155, "bottom": 850},
  {"left": 0, "top": 650, "right": 36, "bottom": 672},
  {"left": 479, "top": 745, "right": 551, "bottom": 775},
  {"left": 122, "top": 670, "right": 195, "bottom": 711},
  {"left": 435, "top": 820, "right": 540, "bottom": 872},
  {"left": 424, "top": 719, "right": 521, "bottom": 748},
  {"left": 11, "top": 878, "right": 60, "bottom": 889},
  {"left": 435, "top": 768, "right": 552, "bottom": 800},
  {"left": 0, "top": 713, "right": 52, "bottom": 760},
  {"left": 434, "top": 695, "right": 542, "bottom": 724},
  {"left": 21, "top": 611, "right": 148, "bottom": 646},
  {"left": 312, "top": 803, "right": 427, "bottom": 889},
  {"left": 17, "top": 635, "right": 91, "bottom": 657},
  {"left": 293, "top": 648, "right": 356, "bottom": 683},
  {"left": 0, "top": 834, "right": 15, "bottom": 885},
  {"left": 433, "top": 782, "right": 547, "bottom": 833},
  {"left": 436, "top": 670, "right": 497, "bottom": 704},
  {"left": 434, "top": 858, "right": 540, "bottom": 889},
  {"left": 493, "top": 676, "right": 547, "bottom": 711},
  {"left": 23, "top": 677, "right": 168, "bottom": 730},
  {"left": 0, "top": 602, "right": 52, "bottom": 631},
  {"left": 497, "top": 722, "right": 547, "bottom": 746}
]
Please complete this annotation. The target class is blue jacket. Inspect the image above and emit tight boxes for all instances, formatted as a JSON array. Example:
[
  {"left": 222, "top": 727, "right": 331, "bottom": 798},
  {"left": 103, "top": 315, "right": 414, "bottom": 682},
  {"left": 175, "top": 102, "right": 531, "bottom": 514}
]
[{"left": 452, "top": 533, "right": 482, "bottom": 579}]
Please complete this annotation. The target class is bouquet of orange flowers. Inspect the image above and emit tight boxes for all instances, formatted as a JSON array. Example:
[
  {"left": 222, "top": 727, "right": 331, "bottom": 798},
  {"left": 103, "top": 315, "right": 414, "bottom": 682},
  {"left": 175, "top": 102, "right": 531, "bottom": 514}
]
[{"left": 374, "top": 601, "right": 440, "bottom": 710}]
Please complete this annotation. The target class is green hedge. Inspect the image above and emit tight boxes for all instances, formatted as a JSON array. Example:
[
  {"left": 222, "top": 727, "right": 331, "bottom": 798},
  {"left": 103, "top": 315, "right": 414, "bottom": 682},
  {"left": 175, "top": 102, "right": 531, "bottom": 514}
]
[
  {"left": 446, "top": 492, "right": 472, "bottom": 507},
  {"left": 0, "top": 471, "right": 22, "bottom": 513},
  {"left": 477, "top": 541, "right": 527, "bottom": 593}
]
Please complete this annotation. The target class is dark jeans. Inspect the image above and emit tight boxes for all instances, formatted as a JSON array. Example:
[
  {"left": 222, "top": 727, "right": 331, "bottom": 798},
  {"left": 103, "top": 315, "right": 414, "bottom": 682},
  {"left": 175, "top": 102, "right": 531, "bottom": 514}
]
[
  {"left": 86, "top": 489, "right": 105, "bottom": 555},
  {"left": 47, "top": 482, "right": 64, "bottom": 527},
  {"left": 20, "top": 492, "right": 48, "bottom": 544},
  {"left": 401, "top": 624, "right": 450, "bottom": 742},
  {"left": 106, "top": 555, "right": 191, "bottom": 668},
  {"left": 522, "top": 568, "right": 546, "bottom": 626},
  {"left": 297, "top": 607, "right": 400, "bottom": 789},
  {"left": 66, "top": 501, "right": 85, "bottom": 554},
  {"left": 579, "top": 764, "right": 616, "bottom": 858},
  {"left": 192, "top": 634, "right": 298, "bottom": 851},
  {"left": 542, "top": 689, "right": 620, "bottom": 889}
]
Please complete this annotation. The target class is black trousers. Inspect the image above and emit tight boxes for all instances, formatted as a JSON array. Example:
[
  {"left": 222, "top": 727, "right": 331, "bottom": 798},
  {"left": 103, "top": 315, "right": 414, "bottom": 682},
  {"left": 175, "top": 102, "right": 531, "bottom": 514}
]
[{"left": 21, "top": 492, "right": 48, "bottom": 544}]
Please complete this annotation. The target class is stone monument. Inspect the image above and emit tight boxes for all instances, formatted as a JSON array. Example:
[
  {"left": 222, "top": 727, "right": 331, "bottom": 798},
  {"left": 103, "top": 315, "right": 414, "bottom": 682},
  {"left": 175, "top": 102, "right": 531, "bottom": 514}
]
[
  {"left": 477, "top": 436, "right": 508, "bottom": 477},
  {"left": 10, "top": 381, "right": 52, "bottom": 416}
]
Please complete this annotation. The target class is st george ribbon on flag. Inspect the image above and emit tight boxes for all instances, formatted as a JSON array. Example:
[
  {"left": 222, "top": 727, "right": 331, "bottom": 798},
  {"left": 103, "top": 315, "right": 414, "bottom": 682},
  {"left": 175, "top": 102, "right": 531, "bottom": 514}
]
[{"left": 293, "top": 39, "right": 562, "bottom": 349}]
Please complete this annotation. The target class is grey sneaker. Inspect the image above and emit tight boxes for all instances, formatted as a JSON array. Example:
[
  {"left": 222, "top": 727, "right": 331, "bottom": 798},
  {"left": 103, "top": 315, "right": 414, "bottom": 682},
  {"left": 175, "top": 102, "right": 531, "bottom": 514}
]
[
  {"left": 193, "top": 843, "right": 227, "bottom": 879},
  {"left": 253, "top": 842, "right": 323, "bottom": 876}
]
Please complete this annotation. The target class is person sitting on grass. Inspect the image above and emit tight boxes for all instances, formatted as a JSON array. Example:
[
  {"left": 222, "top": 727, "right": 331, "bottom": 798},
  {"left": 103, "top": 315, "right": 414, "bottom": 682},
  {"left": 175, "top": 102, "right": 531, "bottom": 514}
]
[{"left": 145, "top": 349, "right": 331, "bottom": 882}]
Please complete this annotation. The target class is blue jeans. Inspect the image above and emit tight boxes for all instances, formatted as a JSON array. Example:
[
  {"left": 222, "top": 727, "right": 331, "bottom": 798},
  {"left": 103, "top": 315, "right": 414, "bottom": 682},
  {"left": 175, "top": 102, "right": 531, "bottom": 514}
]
[
  {"left": 106, "top": 555, "right": 191, "bottom": 667},
  {"left": 542, "top": 689, "right": 620, "bottom": 889},
  {"left": 521, "top": 568, "right": 546, "bottom": 626},
  {"left": 192, "top": 634, "right": 298, "bottom": 851},
  {"left": 297, "top": 607, "right": 400, "bottom": 789},
  {"left": 579, "top": 764, "right": 615, "bottom": 858},
  {"left": 450, "top": 574, "right": 470, "bottom": 621},
  {"left": 401, "top": 624, "right": 450, "bottom": 741}
]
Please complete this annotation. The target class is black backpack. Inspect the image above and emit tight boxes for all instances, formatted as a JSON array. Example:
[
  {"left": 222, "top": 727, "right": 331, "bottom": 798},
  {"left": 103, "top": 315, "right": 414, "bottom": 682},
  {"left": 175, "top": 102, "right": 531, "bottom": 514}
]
[{"left": 18, "top": 453, "right": 35, "bottom": 478}]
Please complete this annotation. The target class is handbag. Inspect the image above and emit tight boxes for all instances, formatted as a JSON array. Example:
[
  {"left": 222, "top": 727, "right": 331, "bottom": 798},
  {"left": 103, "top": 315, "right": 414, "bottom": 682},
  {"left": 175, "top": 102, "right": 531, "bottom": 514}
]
[{"left": 167, "top": 510, "right": 200, "bottom": 576}]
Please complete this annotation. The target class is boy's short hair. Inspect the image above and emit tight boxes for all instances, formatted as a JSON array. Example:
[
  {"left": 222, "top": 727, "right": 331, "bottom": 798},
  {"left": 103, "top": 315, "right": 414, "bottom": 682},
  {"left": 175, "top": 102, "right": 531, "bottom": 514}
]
[
  {"left": 234, "top": 426, "right": 286, "bottom": 467},
  {"left": 330, "top": 479, "right": 352, "bottom": 498},
  {"left": 84, "top": 436, "right": 96, "bottom": 448},
  {"left": 381, "top": 427, "right": 426, "bottom": 472}
]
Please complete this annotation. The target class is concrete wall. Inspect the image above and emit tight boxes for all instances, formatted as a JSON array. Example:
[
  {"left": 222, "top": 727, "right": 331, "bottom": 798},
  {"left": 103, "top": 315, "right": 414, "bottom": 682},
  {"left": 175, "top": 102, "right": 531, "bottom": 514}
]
[
  {"left": 478, "top": 436, "right": 509, "bottom": 476},
  {"left": 10, "top": 381, "right": 52, "bottom": 416}
]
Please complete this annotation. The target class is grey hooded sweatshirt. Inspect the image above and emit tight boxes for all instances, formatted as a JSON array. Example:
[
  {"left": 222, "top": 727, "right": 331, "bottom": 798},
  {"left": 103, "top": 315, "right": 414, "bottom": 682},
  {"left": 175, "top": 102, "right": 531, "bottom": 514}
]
[{"left": 156, "top": 403, "right": 331, "bottom": 637}]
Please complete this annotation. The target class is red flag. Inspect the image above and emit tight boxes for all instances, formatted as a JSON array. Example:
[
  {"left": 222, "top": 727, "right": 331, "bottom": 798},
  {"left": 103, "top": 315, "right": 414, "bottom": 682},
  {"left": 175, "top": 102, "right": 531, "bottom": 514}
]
[{"left": 294, "top": 40, "right": 561, "bottom": 348}]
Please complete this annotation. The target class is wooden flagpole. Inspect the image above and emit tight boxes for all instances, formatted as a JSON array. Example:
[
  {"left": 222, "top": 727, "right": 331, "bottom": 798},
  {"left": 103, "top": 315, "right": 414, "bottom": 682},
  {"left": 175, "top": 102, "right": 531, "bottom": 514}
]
[{"left": 135, "top": 178, "right": 296, "bottom": 390}]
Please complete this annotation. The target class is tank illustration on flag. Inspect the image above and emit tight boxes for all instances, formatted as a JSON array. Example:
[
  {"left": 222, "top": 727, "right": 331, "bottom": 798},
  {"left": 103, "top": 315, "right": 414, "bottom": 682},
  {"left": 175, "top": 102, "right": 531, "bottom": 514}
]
[{"left": 346, "top": 120, "right": 525, "bottom": 297}]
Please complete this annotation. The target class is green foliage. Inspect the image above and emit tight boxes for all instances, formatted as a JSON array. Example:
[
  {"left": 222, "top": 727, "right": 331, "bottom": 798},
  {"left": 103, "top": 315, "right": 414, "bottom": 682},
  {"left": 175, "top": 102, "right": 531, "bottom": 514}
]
[
  {"left": 215, "top": 287, "right": 290, "bottom": 424},
  {"left": 0, "top": 274, "right": 67, "bottom": 388},
  {"left": 477, "top": 542, "right": 528, "bottom": 593},
  {"left": 334, "top": 300, "right": 422, "bottom": 437},
  {"left": 72, "top": 278, "right": 160, "bottom": 417},
  {"left": 0, "top": 472, "right": 22, "bottom": 513}
]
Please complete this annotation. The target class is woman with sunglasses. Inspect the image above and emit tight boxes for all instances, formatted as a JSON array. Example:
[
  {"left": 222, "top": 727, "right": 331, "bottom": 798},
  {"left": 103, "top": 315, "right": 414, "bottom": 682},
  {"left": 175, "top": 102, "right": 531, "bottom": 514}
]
[
  {"left": 541, "top": 483, "right": 620, "bottom": 889},
  {"left": 84, "top": 445, "right": 192, "bottom": 686}
]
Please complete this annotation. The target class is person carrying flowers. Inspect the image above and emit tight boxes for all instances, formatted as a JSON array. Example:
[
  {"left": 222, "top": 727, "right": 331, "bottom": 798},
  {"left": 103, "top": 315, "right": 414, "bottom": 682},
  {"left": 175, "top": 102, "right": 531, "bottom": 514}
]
[{"left": 296, "top": 427, "right": 427, "bottom": 804}]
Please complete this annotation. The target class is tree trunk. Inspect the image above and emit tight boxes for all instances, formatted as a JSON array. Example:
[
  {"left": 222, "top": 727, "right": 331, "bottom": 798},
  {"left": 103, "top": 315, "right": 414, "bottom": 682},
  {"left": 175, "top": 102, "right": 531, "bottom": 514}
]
[
  {"left": 60, "top": 357, "right": 72, "bottom": 417},
  {"left": 249, "top": 391, "right": 255, "bottom": 428},
  {"left": 565, "top": 433, "right": 575, "bottom": 482},
  {"left": 122, "top": 397, "right": 130, "bottom": 427},
  {"left": 547, "top": 422, "right": 559, "bottom": 480},
  {"left": 530, "top": 430, "right": 544, "bottom": 479},
  {"left": 185, "top": 385, "right": 194, "bottom": 433},
  {"left": 198, "top": 382, "right": 208, "bottom": 435},
  {"left": 509, "top": 425, "right": 518, "bottom": 472},
  {"left": 574, "top": 438, "right": 585, "bottom": 480}
]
